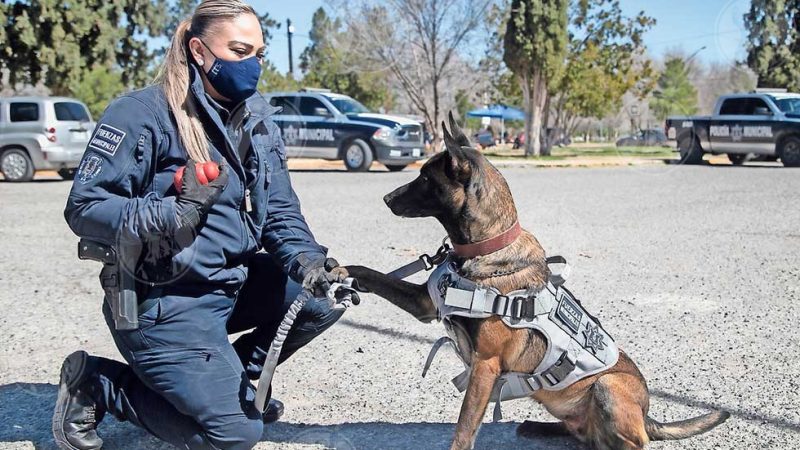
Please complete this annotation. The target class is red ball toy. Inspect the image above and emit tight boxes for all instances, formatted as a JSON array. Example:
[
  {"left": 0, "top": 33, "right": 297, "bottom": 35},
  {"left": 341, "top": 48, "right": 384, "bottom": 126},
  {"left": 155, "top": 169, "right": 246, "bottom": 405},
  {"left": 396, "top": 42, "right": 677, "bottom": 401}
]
[{"left": 173, "top": 161, "right": 220, "bottom": 193}]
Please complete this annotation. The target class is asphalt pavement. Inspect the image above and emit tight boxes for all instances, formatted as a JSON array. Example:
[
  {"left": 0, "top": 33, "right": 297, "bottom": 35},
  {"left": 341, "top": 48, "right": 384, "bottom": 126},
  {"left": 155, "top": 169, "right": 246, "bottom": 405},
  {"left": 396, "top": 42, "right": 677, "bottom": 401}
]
[{"left": 1, "top": 162, "right": 798, "bottom": 449}]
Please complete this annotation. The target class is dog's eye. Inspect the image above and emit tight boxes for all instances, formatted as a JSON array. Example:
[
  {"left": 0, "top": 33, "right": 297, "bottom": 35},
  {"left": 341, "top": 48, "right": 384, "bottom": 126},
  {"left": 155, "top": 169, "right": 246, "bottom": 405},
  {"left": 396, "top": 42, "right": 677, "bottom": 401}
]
[{"left": 420, "top": 175, "right": 429, "bottom": 183}]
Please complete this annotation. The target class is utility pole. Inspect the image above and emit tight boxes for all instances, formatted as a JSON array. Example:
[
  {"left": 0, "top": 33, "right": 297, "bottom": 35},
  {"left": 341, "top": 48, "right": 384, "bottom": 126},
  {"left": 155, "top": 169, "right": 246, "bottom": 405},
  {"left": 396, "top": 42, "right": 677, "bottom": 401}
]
[{"left": 287, "top": 18, "right": 295, "bottom": 76}]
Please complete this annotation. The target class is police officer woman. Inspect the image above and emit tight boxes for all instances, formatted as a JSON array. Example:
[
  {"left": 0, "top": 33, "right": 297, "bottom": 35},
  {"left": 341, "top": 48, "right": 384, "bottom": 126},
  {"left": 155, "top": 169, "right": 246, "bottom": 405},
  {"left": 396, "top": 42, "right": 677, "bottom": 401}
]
[{"left": 53, "top": 1, "right": 348, "bottom": 449}]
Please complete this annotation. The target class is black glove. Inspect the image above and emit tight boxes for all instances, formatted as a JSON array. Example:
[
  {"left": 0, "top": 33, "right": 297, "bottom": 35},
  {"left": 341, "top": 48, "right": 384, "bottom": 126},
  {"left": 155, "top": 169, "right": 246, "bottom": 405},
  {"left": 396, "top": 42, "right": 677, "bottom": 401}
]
[
  {"left": 300, "top": 257, "right": 348, "bottom": 297},
  {"left": 174, "top": 160, "right": 229, "bottom": 230}
]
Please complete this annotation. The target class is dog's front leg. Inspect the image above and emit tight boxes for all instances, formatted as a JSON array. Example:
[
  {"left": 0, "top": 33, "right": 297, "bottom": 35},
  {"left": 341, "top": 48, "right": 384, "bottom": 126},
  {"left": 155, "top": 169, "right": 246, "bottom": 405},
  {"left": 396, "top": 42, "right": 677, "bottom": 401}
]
[
  {"left": 345, "top": 265, "right": 438, "bottom": 322},
  {"left": 450, "top": 357, "right": 501, "bottom": 450}
]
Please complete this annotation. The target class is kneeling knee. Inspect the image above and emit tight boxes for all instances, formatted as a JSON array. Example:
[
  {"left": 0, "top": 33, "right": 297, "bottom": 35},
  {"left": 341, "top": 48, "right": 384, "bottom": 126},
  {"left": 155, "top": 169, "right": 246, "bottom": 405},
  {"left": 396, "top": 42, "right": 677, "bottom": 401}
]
[
  {"left": 207, "top": 418, "right": 263, "bottom": 450},
  {"left": 303, "top": 298, "right": 345, "bottom": 333}
]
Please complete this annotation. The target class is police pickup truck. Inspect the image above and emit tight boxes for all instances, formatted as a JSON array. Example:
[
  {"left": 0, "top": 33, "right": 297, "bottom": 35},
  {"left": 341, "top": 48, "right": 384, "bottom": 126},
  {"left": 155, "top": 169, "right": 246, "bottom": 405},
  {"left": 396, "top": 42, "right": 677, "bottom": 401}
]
[
  {"left": 262, "top": 89, "right": 425, "bottom": 171},
  {"left": 665, "top": 91, "right": 800, "bottom": 167}
]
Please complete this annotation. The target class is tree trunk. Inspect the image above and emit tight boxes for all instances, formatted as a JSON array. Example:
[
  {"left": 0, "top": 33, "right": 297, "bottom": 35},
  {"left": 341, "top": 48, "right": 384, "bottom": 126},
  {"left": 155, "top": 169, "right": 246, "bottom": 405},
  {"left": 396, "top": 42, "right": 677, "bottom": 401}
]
[
  {"left": 523, "top": 70, "right": 547, "bottom": 157},
  {"left": 520, "top": 75, "right": 534, "bottom": 157},
  {"left": 541, "top": 94, "right": 552, "bottom": 156},
  {"left": 433, "top": 78, "right": 441, "bottom": 151}
]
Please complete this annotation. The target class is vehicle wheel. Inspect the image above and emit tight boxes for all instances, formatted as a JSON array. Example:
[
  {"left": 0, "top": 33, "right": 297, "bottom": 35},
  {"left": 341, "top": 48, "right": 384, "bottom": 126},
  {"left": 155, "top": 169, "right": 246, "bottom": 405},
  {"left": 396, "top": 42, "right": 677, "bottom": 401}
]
[
  {"left": 343, "top": 139, "right": 374, "bottom": 172},
  {"left": 58, "top": 168, "right": 76, "bottom": 180},
  {"left": 385, "top": 164, "right": 408, "bottom": 172},
  {"left": 1, "top": 148, "right": 34, "bottom": 182},
  {"left": 678, "top": 136, "right": 704, "bottom": 165},
  {"left": 780, "top": 136, "right": 800, "bottom": 167},
  {"left": 727, "top": 153, "right": 752, "bottom": 165}
]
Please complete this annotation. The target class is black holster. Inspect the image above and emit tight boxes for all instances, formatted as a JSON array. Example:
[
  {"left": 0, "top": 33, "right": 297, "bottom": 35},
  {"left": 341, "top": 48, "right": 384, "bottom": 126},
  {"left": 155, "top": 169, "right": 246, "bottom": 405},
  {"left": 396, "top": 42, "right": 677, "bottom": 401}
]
[{"left": 78, "top": 239, "right": 139, "bottom": 330}]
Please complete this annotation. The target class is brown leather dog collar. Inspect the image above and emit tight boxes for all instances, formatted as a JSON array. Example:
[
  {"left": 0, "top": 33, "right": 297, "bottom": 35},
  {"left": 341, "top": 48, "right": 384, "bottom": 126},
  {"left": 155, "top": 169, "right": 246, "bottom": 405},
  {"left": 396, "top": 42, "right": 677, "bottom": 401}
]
[{"left": 452, "top": 221, "right": 522, "bottom": 258}]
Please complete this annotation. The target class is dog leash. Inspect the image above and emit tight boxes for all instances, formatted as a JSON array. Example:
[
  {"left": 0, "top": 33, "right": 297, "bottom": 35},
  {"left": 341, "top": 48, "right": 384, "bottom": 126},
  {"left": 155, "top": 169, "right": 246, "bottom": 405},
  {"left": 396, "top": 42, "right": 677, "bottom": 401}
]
[
  {"left": 254, "top": 277, "right": 360, "bottom": 413},
  {"left": 386, "top": 239, "right": 451, "bottom": 280}
]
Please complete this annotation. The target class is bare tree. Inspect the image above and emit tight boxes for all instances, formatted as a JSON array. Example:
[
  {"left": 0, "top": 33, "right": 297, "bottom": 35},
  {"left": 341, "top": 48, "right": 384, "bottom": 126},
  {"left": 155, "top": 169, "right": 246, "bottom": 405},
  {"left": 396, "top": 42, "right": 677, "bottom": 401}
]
[
  {"left": 691, "top": 63, "right": 757, "bottom": 114},
  {"left": 335, "top": 0, "right": 492, "bottom": 149}
]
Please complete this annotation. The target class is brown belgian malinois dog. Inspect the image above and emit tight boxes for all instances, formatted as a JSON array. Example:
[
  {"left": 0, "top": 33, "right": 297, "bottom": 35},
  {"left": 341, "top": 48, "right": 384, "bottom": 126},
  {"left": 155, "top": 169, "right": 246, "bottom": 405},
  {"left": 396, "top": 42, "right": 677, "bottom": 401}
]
[{"left": 345, "top": 112, "right": 730, "bottom": 450}]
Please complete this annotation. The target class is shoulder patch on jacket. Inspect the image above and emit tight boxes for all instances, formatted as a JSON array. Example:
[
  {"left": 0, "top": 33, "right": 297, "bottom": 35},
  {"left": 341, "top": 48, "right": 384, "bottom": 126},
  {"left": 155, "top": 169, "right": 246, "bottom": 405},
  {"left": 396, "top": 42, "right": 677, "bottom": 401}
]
[
  {"left": 77, "top": 153, "right": 104, "bottom": 184},
  {"left": 89, "top": 124, "right": 127, "bottom": 156}
]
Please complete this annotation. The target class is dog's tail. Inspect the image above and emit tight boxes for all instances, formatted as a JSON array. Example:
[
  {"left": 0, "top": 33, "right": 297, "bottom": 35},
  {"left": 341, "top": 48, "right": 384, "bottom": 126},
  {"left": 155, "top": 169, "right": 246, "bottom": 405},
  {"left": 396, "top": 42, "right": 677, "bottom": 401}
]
[{"left": 645, "top": 410, "right": 730, "bottom": 441}]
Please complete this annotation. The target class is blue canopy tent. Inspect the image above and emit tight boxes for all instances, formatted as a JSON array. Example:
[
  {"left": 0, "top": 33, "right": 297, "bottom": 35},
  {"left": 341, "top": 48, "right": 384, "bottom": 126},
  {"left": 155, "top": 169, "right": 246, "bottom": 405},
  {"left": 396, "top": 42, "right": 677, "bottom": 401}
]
[{"left": 466, "top": 105, "right": 526, "bottom": 139}]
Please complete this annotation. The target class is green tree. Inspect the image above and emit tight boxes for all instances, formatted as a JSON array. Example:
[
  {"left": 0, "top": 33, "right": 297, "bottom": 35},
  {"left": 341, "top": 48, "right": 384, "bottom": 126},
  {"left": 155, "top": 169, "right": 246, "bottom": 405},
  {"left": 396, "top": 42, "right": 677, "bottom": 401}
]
[
  {"left": 298, "top": 7, "right": 392, "bottom": 111},
  {"left": 259, "top": 61, "right": 301, "bottom": 93},
  {"left": 70, "top": 66, "right": 126, "bottom": 119},
  {"left": 552, "top": 0, "right": 655, "bottom": 138},
  {"left": 744, "top": 0, "right": 800, "bottom": 90},
  {"left": 650, "top": 57, "right": 698, "bottom": 121},
  {"left": 503, "top": 0, "right": 569, "bottom": 156},
  {"left": 1, "top": 0, "right": 167, "bottom": 94},
  {"left": 480, "top": 1, "right": 523, "bottom": 106}
]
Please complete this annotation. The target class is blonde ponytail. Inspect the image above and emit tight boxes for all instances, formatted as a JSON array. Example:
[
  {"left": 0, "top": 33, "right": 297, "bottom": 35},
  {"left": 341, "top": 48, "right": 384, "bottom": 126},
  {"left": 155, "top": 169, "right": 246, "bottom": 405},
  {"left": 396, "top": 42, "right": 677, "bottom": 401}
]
[{"left": 154, "top": 0, "right": 257, "bottom": 162}]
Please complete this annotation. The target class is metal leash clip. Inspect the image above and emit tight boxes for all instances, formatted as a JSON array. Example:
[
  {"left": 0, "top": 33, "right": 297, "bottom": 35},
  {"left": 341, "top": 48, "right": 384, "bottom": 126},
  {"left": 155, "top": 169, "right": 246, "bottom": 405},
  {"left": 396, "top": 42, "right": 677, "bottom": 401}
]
[{"left": 424, "top": 239, "right": 452, "bottom": 269}]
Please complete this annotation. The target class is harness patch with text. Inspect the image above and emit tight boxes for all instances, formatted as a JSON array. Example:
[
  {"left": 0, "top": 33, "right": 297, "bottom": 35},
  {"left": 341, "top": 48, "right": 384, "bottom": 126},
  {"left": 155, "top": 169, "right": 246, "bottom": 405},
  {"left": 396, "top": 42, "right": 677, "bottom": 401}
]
[
  {"left": 89, "top": 124, "right": 126, "bottom": 156},
  {"left": 556, "top": 291, "right": 583, "bottom": 334}
]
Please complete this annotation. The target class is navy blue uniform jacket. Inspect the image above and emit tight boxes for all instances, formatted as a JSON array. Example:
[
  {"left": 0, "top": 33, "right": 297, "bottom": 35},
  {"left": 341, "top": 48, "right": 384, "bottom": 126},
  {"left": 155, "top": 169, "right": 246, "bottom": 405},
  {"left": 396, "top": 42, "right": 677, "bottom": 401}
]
[{"left": 64, "top": 66, "right": 326, "bottom": 291}]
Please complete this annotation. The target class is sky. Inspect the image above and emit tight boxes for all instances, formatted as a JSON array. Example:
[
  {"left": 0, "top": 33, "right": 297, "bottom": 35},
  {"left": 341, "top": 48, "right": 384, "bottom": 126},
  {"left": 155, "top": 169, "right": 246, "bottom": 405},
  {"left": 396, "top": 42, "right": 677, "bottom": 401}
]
[{"left": 255, "top": 0, "right": 752, "bottom": 76}]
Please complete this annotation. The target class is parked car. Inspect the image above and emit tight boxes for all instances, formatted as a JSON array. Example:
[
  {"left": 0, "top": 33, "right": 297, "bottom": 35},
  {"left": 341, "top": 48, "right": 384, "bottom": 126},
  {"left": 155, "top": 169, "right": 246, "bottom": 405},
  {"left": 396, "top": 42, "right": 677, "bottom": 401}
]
[
  {"left": 0, "top": 97, "right": 94, "bottom": 181},
  {"left": 615, "top": 129, "right": 668, "bottom": 147},
  {"left": 262, "top": 90, "right": 425, "bottom": 171},
  {"left": 666, "top": 91, "right": 800, "bottom": 166}
]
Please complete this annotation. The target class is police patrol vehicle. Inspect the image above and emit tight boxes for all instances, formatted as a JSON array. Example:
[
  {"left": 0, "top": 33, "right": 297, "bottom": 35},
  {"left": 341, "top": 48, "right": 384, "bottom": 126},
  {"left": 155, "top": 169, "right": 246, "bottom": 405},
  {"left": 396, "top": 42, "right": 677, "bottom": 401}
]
[
  {"left": 666, "top": 90, "right": 800, "bottom": 167},
  {"left": 263, "top": 89, "right": 425, "bottom": 171}
]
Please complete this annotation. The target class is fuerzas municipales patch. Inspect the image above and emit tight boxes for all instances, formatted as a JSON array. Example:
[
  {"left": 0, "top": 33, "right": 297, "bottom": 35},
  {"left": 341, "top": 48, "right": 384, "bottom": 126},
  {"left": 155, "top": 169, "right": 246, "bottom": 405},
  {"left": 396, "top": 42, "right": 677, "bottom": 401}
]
[
  {"left": 556, "top": 290, "right": 583, "bottom": 334},
  {"left": 77, "top": 153, "right": 103, "bottom": 184},
  {"left": 88, "top": 124, "right": 126, "bottom": 156}
]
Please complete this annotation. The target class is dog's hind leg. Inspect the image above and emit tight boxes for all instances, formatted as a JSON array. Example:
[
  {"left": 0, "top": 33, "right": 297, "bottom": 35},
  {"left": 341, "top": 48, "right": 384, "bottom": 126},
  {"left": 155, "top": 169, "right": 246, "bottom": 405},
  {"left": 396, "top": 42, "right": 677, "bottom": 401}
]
[
  {"left": 345, "top": 265, "right": 438, "bottom": 322},
  {"left": 586, "top": 374, "right": 650, "bottom": 450},
  {"left": 449, "top": 357, "right": 501, "bottom": 450}
]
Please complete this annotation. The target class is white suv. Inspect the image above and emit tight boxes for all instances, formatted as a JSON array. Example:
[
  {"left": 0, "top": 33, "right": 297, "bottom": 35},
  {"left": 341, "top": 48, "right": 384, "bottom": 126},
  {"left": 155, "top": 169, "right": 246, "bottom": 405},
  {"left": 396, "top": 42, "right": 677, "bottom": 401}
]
[{"left": 0, "top": 97, "right": 94, "bottom": 181}]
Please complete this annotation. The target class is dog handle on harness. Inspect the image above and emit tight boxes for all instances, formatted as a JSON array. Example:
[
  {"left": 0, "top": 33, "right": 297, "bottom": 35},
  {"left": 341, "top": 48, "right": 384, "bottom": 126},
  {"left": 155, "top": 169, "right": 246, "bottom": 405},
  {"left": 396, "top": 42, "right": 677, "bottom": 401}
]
[{"left": 546, "top": 255, "right": 570, "bottom": 287}]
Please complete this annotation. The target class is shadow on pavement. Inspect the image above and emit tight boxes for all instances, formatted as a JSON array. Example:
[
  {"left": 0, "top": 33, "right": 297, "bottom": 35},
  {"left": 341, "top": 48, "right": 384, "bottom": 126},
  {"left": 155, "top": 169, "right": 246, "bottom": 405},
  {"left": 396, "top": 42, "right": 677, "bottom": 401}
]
[
  {"left": 2, "top": 381, "right": 797, "bottom": 449},
  {"left": 0, "top": 383, "right": 163, "bottom": 450},
  {"left": 263, "top": 421, "right": 579, "bottom": 450},
  {"left": 337, "top": 318, "right": 800, "bottom": 437}
]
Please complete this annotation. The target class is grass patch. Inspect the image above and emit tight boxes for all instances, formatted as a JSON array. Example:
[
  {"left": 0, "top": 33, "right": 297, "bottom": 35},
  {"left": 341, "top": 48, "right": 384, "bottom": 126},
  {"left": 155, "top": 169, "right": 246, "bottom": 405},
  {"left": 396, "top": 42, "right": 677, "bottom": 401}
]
[{"left": 481, "top": 153, "right": 567, "bottom": 161}]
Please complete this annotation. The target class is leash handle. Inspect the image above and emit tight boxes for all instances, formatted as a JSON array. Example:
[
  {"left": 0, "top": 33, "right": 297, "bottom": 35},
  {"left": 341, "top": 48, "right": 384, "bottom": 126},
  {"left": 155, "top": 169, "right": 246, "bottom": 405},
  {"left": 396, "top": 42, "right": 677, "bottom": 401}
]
[
  {"left": 254, "top": 289, "right": 313, "bottom": 412},
  {"left": 327, "top": 278, "right": 360, "bottom": 308}
]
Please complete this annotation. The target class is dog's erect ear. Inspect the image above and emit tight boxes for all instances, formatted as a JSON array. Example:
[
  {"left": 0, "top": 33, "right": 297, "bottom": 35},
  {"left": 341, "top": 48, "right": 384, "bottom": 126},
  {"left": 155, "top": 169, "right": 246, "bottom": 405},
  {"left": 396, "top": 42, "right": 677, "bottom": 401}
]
[
  {"left": 442, "top": 120, "right": 460, "bottom": 153},
  {"left": 448, "top": 111, "right": 471, "bottom": 148},
  {"left": 442, "top": 120, "right": 473, "bottom": 184}
]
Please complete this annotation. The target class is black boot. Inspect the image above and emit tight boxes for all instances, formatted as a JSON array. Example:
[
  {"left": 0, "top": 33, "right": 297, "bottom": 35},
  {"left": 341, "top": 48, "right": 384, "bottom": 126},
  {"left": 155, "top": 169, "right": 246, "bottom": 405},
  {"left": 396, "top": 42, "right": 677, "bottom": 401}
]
[
  {"left": 52, "top": 351, "right": 104, "bottom": 450},
  {"left": 263, "top": 398, "right": 284, "bottom": 424}
]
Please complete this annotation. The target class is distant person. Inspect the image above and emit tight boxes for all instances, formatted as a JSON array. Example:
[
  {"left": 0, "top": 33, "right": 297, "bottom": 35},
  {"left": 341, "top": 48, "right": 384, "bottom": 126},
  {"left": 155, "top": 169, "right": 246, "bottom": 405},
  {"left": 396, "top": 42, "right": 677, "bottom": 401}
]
[{"left": 54, "top": 1, "right": 347, "bottom": 449}]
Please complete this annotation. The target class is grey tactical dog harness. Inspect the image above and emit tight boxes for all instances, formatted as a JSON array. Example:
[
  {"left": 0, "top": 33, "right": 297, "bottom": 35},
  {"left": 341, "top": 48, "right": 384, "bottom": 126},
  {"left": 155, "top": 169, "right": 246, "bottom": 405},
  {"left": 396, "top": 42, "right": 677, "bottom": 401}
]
[{"left": 416, "top": 252, "right": 619, "bottom": 420}]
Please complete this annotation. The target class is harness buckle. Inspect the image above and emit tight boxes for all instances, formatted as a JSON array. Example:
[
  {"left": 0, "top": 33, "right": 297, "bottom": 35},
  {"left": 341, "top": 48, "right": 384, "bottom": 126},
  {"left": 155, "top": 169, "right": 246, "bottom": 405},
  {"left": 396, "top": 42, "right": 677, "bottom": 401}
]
[
  {"left": 491, "top": 295, "right": 509, "bottom": 315},
  {"left": 522, "top": 295, "right": 536, "bottom": 321},
  {"left": 541, "top": 351, "right": 577, "bottom": 386},
  {"left": 510, "top": 297, "right": 523, "bottom": 320}
]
